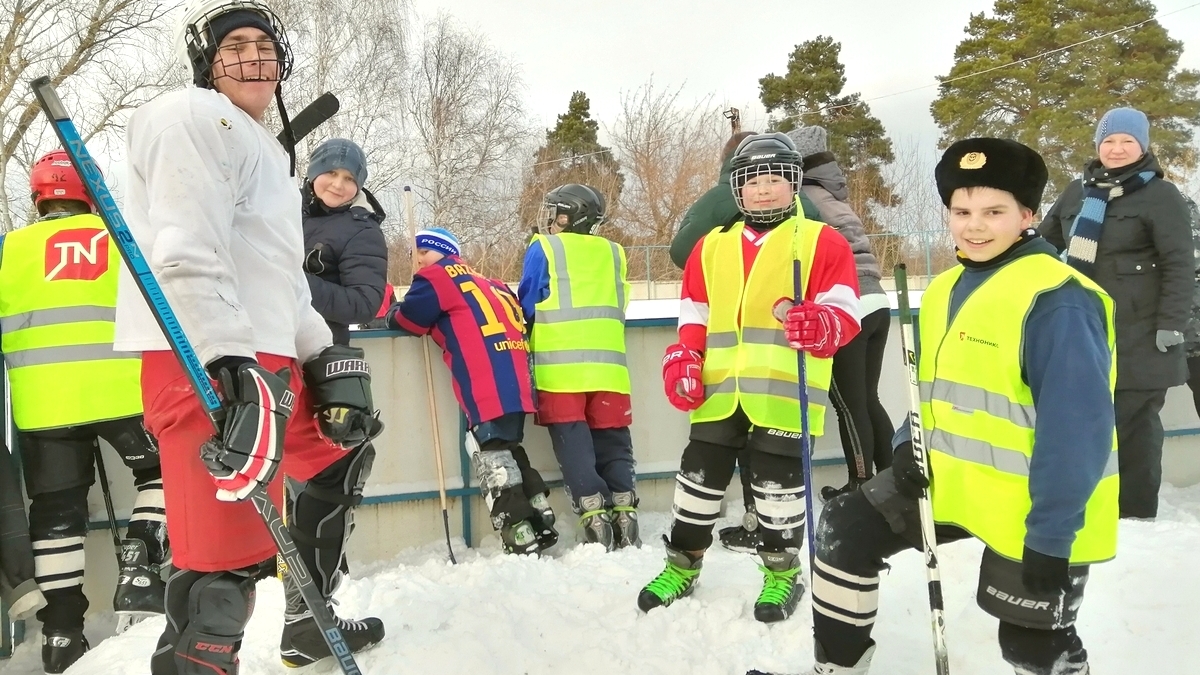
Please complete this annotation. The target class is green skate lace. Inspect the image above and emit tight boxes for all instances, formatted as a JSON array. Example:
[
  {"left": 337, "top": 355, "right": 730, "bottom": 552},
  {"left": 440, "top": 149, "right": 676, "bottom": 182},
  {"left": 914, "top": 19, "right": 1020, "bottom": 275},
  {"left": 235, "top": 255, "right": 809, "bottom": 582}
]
[
  {"left": 578, "top": 508, "right": 608, "bottom": 525},
  {"left": 756, "top": 565, "right": 801, "bottom": 605},
  {"left": 644, "top": 562, "right": 699, "bottom": 601}
]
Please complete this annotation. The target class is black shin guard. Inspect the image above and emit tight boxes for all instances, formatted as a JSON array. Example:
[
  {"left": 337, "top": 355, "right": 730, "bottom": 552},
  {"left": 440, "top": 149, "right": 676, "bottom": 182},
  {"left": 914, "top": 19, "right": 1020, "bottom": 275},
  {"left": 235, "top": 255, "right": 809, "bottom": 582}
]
[
  {"left": 289, "top": 443, "right": 375, "bottom": 604},
  {"left": 151, "top": 568, "right": 256, "bottom": 675},
  {"left": 670, "top": 440, "right": 737, "bottom": 551},
  {"left": 998, "top": 622, "right": 1088, "bottom": 675}
]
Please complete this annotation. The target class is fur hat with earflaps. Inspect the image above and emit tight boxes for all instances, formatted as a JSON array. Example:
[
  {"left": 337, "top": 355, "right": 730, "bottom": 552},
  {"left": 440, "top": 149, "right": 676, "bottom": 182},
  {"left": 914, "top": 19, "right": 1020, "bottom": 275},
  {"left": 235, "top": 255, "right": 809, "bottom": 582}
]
[{"left": 935, "top": 138, "right": 1048, "bottom": 211}]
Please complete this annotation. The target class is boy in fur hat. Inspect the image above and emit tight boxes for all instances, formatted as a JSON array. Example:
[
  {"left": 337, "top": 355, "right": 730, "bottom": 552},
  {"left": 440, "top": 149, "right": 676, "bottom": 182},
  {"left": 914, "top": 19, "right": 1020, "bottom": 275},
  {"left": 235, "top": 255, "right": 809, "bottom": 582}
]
[{"left": 752, "top": 138, "right": 1118, "bottom": 675}]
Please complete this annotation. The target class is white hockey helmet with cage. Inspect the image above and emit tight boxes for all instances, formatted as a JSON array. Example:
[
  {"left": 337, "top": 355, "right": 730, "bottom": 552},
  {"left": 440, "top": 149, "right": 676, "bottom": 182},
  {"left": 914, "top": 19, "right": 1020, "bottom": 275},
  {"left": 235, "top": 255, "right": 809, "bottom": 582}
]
[{"left": 175, "top": 0, "right": 293, "bottom": 89}]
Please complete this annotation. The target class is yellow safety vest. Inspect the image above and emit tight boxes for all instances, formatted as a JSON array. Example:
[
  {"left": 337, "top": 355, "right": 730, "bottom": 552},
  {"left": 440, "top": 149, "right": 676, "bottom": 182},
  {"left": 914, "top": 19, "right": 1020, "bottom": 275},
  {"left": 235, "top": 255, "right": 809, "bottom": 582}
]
[
  {"left": 692, "top": 217, "right": 833, "bottom": 436},
  {"left": 919, "top": 254, "right": 1119, "bottom": 564},
  {"left": 0, "top": 214, "right": 142, "bottom": 430},
  {"left": 530, "top": 233, "right": 631, "bottom": 394}
]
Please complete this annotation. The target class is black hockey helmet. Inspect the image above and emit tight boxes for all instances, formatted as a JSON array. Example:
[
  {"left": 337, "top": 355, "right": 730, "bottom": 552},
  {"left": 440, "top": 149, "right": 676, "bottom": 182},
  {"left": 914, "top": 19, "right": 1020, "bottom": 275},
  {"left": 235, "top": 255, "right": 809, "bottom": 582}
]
[
  {"left": 541, "top": 183, "right": 606, "bottom": 235},
  {"left": 729, "top": 132, "right": 803, "bottom": 223}
]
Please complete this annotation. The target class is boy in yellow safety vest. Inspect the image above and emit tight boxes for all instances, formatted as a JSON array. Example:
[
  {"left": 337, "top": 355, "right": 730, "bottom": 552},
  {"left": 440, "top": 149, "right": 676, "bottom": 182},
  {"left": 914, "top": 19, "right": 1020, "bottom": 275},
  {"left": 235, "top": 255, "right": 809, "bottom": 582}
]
[
  {"left": 763, "top": 139, "right": 1118, "bottom": 675},
  {"left": 0, "top": 150, "right": 170, "bottom": 673},
  {"left": 638, "top": 133, "right": 862, "bottom": 623},
  {"left": 518, "top": 184, "right": 638, "bottom": 551}
]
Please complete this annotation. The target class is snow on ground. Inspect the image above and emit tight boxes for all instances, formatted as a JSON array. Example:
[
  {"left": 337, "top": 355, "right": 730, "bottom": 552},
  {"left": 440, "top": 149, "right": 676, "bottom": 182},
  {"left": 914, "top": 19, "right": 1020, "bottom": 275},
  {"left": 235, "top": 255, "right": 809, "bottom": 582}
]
[{"left": 4, "top": 484, "right": 1199, "bottom": 675}]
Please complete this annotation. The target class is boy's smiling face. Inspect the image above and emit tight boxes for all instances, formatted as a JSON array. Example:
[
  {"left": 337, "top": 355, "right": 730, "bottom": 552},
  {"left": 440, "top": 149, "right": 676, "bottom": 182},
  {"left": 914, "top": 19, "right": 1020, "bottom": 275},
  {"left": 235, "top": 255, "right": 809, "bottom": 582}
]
[{"left": 947, "top": 187, "right": 1034, "bottom": 262}]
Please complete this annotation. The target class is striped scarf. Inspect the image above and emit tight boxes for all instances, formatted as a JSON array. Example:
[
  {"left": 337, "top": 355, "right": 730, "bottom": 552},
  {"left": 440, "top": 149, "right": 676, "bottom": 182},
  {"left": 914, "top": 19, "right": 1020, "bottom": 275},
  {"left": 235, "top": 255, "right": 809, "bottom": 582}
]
[{"left": 1063, "top": 162, "right": 1157, "bottom": 278}]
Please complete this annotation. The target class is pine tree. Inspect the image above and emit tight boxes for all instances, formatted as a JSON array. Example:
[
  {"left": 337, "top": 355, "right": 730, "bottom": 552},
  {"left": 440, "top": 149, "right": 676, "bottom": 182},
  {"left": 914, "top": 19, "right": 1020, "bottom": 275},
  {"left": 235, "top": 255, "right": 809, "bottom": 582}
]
[
  {"left": 759, "top": 36, "right": 899, "bottom": 226},
  {"left": 931, "top": 0, "right": 1200, "bottom": 195},
  {"left": 518, "top": 92, "right": 623, "bottom": 233}
]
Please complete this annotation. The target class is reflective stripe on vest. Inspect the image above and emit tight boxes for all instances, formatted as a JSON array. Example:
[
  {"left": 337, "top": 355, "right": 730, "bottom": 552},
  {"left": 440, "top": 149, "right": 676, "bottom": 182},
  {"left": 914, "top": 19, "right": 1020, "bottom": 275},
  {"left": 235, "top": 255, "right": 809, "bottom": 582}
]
[
  {"left": 919, "top": 254, "right": 1118, "bottom": 564},
  {"left": 0, "top": 214, "right": 142, "bottom": 430},
  {"left": 691, "top": 217, "right": 833, "bottom": 435},
  {"left": 530, "top": 233, "right": 631, "bottom": 394}
]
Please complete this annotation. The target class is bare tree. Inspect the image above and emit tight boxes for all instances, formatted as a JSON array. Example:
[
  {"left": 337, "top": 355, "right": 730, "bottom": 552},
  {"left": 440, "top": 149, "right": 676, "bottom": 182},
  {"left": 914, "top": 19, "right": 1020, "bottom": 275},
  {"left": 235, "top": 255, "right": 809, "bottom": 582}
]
[
  {"left": 875, "top": 137, "right": 957, "bottom": 284},
  {"left": 607, "top": 82, "right": 725, "bottom": 243},
  {"left": 0, "top": 0, "right": 178, "bottom": 231},
  {"left": 405, "top": 13, "right": 531, "bottom": 265}
]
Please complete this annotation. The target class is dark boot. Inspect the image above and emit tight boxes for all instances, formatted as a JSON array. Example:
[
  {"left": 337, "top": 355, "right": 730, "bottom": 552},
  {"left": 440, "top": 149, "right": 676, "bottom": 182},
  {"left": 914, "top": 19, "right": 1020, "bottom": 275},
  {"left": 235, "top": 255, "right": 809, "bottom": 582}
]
[
  {"left": 500, "top": 520, "right": 541, "bottom": 555},
  {"left": 637, "top": 536, "right": 703, "bottom": 612},
  {"left": 279, "top": 575, "right": 385, "bottom": 668},
  {"left": 528, "top": 493, "right": 559, "bottom": 551},
  {"left": 113, "top": 533, "right": 166, "bottom": 632},
  {"left": 718, "top": 507, "right": 761, "bottom": 554},
  {"left": 753, "top": 549, "right": 806, "bottom": 623},
  {"left": 611, "top": 491, "right": 641, "bottom": 549},
  {"left": 42, "top": 627, "right": 88, "bottom": 674},
  {"left": 577, "top": 493, "right": 614, "bottom": 551}
]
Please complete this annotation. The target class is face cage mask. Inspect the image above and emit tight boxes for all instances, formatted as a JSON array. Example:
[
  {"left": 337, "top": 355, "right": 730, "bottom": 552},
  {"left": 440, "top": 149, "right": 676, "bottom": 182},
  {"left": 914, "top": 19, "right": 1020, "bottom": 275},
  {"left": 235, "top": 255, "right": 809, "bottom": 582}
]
[
  {"left": 207, "top": 37, "right": 288, "bottom": 86},
  {"left": 187, "top": 4, "right": 294, "bottom": 88},
  {"left": 731, "top": 163, "right": 802, "bottom": 224}
]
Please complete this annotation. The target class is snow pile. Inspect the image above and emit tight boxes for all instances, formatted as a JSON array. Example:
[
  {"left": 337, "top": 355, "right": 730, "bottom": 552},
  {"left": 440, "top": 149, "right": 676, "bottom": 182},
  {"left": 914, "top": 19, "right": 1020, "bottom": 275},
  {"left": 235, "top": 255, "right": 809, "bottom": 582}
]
[{"left": 5, "top": 484, "right": 1198, "bottom": 674}]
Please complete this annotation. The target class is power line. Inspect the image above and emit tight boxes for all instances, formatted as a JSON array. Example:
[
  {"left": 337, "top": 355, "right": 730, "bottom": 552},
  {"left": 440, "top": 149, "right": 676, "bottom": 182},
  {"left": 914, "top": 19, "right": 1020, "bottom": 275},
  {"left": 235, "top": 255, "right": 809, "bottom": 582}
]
[{"left": 521, "top": 1, "right": 1200, "bottom": 171}]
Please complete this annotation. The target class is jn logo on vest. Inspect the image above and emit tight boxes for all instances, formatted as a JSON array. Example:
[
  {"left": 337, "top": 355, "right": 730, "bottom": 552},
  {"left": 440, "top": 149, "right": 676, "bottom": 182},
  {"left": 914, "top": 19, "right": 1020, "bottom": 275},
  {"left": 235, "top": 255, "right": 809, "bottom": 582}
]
[{"left": 45, "top": 228, "right": 109, "bottom": 281}]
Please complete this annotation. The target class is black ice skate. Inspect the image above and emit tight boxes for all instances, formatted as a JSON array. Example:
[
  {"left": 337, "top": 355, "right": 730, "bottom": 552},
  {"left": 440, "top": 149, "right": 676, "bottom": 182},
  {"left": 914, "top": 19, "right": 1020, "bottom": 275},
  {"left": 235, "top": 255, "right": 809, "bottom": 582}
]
[
  {"left": 611, "top": 491, "right": 641, "bottom": 549},
  {"left": 528, "top": 493, "right": 559, "bottom": 550},
  {"left": 42, "top": 628, "right": 89, "bottom": 674},
  {"left": 113, "top": 538, "right": 165, "bottom": 634},
  {"left": 501, "top": 519, "right": 542, "bottom": 555},
  {"left": 753, "top": 549, "right": 806, "bottom": 623},
  {"left": 718, "top": 509, "right": 762, "bottom": 554}
]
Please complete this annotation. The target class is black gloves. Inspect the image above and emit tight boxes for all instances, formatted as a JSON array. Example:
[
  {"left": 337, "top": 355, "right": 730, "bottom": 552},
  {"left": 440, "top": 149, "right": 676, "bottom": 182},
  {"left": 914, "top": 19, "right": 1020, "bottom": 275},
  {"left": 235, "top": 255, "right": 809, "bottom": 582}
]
[
  {"left": 1021, "top": 546, "right": 1072, "bottom": 595},
  {"left": 892, "top": 440, "right": 931, "bottom": 500},
  {"left": 303, "top": 345, "right": 384, "bottom": 447}
]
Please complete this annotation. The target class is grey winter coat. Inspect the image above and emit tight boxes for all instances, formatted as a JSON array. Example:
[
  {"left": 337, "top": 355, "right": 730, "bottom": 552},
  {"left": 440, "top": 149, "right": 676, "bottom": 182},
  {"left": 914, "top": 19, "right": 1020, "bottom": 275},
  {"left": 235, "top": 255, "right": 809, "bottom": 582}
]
[
  {"left": 801, "top": 153, "right": 885, "bottom": 298},
  {"left": 1039, "top": 152, "right": 1193, "bottom": 390},
  {"left": 302, "top": 186, "right": 389, "bottom": 346}
]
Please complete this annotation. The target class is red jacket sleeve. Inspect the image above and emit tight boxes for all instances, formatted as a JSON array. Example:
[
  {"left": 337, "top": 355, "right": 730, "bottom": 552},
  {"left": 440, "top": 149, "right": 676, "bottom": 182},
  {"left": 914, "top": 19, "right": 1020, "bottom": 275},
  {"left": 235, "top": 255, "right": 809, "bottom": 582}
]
[
  {"left": 677, "top": 235, "right": 710, "bottom": 353},
  {"left": 805, "top": 225, "right": 862, "bottom": 355}
]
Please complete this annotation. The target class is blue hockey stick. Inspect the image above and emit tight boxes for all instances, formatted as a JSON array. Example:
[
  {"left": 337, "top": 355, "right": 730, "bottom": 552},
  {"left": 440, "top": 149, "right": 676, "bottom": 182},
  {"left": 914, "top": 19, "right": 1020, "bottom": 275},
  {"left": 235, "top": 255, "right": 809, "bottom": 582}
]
[
  {"left": 792, "top": 259, "right": 818, "bottom": 567},
  {"left": 29, "top": 76, "right": 363, "bottom": 675}
]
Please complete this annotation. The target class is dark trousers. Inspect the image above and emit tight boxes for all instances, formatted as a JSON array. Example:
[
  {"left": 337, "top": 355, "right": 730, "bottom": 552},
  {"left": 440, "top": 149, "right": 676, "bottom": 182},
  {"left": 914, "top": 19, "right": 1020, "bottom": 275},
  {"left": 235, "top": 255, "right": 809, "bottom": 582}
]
[
  {"left": 1186, "top": 356, "right": 1200, "bottom": 420},
  {"left": 1114, "top": 388, "right": 1167, "bottom": 518},
  {"left": 547, "top": 423, "right": 635, "bottom": 509},
  {"left": 830, "top": 307, "right": 894, "bottom": 481}
]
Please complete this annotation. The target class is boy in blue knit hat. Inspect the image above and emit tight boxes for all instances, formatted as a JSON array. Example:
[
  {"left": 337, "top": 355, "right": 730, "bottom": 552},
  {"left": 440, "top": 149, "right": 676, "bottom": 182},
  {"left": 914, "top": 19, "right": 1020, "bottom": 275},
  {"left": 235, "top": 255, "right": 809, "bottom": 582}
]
[{"left": 388, "top": 227, "right": 558, "bottom": 554}]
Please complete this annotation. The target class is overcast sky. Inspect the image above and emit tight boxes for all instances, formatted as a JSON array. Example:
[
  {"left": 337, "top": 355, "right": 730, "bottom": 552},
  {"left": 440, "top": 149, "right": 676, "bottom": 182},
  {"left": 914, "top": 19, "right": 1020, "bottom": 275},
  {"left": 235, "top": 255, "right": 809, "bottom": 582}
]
[{"left": 407, "top": 0, "right": 1200, "bottom": 156}]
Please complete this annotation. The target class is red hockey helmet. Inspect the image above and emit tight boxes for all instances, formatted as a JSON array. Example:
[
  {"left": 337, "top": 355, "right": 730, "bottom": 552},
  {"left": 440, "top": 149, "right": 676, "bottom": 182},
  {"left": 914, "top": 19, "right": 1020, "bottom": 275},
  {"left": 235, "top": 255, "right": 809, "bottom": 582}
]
[{"left": 30, "top": 150, "right": 94, "bottom": 213}]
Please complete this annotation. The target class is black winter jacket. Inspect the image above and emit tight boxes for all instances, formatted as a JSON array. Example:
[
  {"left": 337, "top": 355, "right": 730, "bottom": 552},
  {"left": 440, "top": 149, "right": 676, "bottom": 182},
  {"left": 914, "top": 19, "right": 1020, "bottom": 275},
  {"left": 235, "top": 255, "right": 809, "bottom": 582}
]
[
  {"left": 302, "top": 186, "right": 389, "bottom": 346},
  {"left": 1040, "top": 152, "right": 1192, "bottom": 390}
]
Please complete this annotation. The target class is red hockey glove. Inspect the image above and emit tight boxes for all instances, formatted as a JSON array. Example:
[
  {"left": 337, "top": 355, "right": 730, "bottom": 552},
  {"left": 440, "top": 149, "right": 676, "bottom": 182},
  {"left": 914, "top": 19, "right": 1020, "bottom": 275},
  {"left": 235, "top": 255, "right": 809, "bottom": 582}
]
[
  {"left": 201, "top": 363, "right": 294, "bottom": 502},
  {"left": 662, "top": 344, "right": 705, "bottom": 412},
  {"left": 773, "top": 298, "right": 842, "bottom": 356},
  {"left": 303, "top": 345, "right": 384, "bottom": 448}
]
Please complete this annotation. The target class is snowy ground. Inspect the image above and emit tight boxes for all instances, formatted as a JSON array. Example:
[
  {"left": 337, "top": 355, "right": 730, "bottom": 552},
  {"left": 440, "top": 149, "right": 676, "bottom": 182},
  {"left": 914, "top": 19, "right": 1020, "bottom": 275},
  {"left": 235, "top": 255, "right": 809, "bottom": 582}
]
[{"left": 4, "top": 485, "right": 1199, "bottom": 675}]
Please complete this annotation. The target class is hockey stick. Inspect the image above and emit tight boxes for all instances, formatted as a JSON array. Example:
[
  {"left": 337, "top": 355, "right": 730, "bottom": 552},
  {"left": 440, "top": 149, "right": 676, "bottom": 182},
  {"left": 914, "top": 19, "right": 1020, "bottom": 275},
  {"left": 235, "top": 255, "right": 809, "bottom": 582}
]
[
  {"left": 405, "top": 186, "right": 456, "bottom": 564},
  {"left": 92, "top": 446, "right": 122, "bottom": 560},
  {"left": 30, "top": 77, "right": 363, "bottom": 675},
  {"left": 791, "top": 258, "right": 818, "bottom": 569},
  {"left": 895, "top": 264, "right": 950, "bottom": 675},
  {"left": 276, "top": 92, "right": 340, "bottom": 146}
]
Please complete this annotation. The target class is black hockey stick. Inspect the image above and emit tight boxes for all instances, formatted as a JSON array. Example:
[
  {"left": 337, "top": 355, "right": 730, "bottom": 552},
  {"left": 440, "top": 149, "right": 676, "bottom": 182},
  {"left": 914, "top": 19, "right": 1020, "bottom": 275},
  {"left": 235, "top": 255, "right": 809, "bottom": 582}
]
[
  {"left": 30, "top": 77, "right": 364, "bottom": 675},
  {"left": 277, "top": 91, "right": 339, "bottom": 146},
  {"left": 92, "top": 446, "right": 123, "bottom": 558}
]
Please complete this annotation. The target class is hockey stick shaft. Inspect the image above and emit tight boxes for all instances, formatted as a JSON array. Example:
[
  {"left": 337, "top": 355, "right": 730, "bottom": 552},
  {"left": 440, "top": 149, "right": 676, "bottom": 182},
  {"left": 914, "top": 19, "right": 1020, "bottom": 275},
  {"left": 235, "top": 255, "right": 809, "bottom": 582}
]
[
  {"left": 276, "top": 92, "right": 340, "bottom": 146},
  {"left": 30, "top": 77, "right": 363, "bottom": 675},
  {"left": 92, "top": 446, "right": 122, "bottom": 559},
  {"left": 792, "top": 259, "right": 817, "bottom": 567},
  {"left": 895, "top": 264, "right": 950, "bottom": 675},
  {"left": 405, "top": 186, "right": 456, "bottom": 564}
]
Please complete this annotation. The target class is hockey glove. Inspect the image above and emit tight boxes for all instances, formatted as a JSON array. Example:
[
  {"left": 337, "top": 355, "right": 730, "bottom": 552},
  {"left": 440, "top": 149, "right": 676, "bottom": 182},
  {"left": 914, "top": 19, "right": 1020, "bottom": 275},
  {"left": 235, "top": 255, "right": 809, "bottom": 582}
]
[
  {"left": 773, "top": 298, "right": 842, "bottom": 357},
  {"left": 662, "top": 344, "right": 704, "bottom": 412},
  {"left": 303, "top": 345, "right": 384, "bottom": 448},
  {"left": 201, "top": 363, "right": 294, "bottom": 502},
  {"left": 891, "top": 440, "right": 931, "bottom": 501},
  {"left": 1021, "top": 546, "right": 1072, "bottom": 595}
]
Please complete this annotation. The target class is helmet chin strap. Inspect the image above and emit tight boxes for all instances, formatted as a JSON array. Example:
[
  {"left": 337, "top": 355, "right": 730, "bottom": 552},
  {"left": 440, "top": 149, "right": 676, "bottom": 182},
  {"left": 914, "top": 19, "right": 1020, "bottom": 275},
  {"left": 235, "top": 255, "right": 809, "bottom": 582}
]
[{"left": 275, "top": 85, "right": 296, "bottom": 177}]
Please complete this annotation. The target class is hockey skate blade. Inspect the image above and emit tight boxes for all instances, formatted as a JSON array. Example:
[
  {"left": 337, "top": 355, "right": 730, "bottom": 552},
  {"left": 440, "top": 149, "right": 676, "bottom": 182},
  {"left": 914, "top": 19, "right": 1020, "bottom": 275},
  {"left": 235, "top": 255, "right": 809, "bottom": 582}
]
[
  {"left": 115, "top": 611, "right": 158, "bottom": 634},
  {"left": 281, "top": 638, "right": 384, "bottom": 671}
]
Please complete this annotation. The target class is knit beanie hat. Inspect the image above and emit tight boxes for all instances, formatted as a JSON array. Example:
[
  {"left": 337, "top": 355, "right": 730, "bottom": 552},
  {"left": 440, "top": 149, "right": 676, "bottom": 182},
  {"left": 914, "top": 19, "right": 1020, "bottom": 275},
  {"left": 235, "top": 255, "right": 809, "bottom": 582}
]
[
  {"left": 306, "top": 138, "right": 368, "bottom": 187},
  {"left": 1095, "top": 107, "right": 1150, "bottom": 152},
  {"left": 415, "top": 227, "right": 460, "bottom": 257},
  {"left": 786, "top": 125, "right": 829, "bottom": 159}
]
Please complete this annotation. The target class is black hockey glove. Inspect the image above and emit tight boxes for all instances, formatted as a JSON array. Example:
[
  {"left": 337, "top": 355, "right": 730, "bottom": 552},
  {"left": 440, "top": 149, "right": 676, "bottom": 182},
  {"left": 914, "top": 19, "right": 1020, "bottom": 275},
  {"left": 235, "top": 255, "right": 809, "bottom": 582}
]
[
  {"left": 201, "top": 362, "right": 294, "bottom": 502},
  {"left": 892, "top": 440, "right": 931, "bottom": 500},
  {"left": 303, "top": 345, "right": 384, "bottom": 448},
  {"left": 1021, "top": 546, "right": 1072, "bottom": 595}
]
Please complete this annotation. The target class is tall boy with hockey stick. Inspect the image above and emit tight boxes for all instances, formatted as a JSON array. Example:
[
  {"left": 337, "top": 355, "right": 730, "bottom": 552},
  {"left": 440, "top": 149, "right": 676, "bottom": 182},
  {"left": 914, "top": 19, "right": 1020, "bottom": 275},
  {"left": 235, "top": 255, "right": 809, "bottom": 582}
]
[
  {"left": 387, "top": 228, "right": 559, "bottom": 555},
  {"left": 770, "top": 138, "right": 1118, "bottom": 675},
  {"left": 638, "top": 133, "right": 860, "bottom": 622},
  {"left": 114, "top": 2, "right": 384, "bottom": 672}
]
